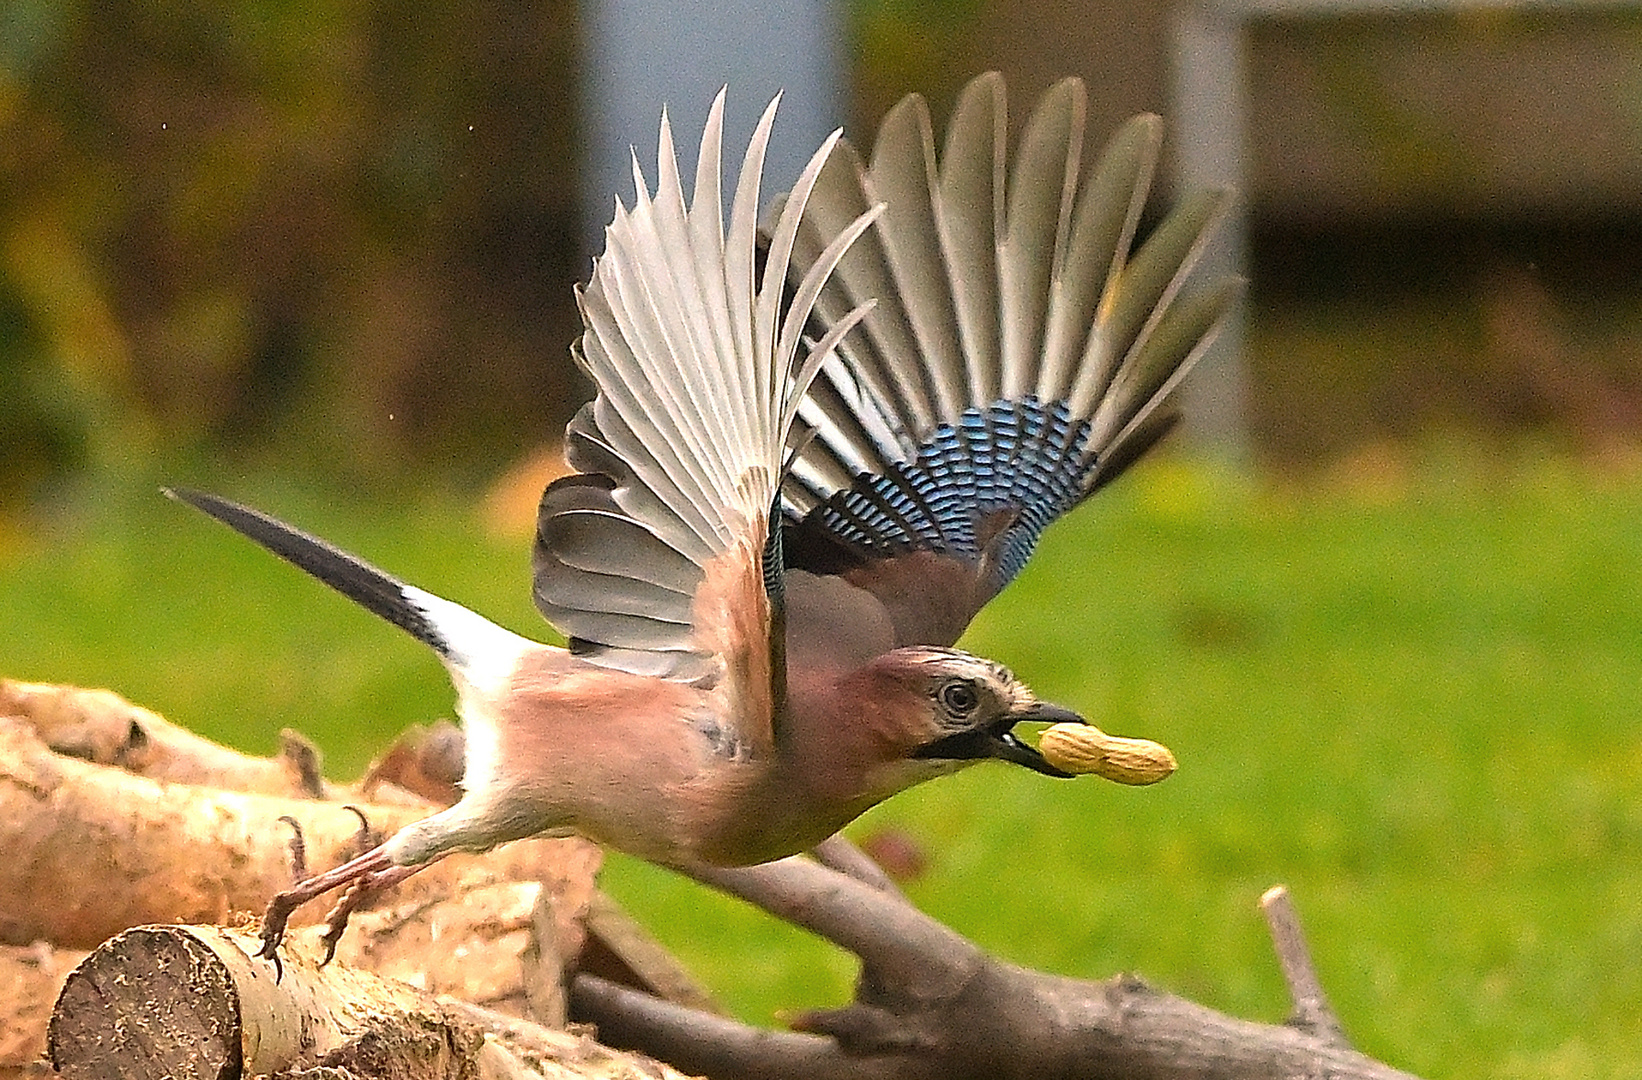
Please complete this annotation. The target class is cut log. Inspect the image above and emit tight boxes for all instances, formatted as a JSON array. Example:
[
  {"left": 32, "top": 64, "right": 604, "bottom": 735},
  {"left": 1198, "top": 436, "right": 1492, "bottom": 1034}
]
[
  {"left": 0, "top": 679, "right": 329, "bottom": 798},
  {"left": 329, "top": 844, "right": 602, "bottom": 1026},
  {"left": 47, "top": 925, "right": 697, "bottom": 1080},
  {"left": 0, "top": 718, "right": 598, "bottom": 952}
]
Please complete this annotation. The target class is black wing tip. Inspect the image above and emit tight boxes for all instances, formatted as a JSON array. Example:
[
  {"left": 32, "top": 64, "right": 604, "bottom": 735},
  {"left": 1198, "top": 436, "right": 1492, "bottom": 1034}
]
[
  {"left": 163, "top": 486, "right": 245, "bottom": 522},
  {"left": 165, "top": 485, "right": 450, "bottom": 658},
  {"left": 162, "top": 485, "right": 261, "bottom": 533}
]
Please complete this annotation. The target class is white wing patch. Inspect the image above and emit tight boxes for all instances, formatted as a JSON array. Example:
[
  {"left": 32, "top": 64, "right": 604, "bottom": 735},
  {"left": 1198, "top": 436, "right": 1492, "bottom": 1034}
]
[{"left": 402, "top": 584, "right": 534, "bottom": 794}]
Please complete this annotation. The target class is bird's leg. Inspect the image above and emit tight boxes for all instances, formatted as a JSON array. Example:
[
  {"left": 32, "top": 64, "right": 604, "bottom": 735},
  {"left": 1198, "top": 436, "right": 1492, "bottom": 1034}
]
[
  {"left": 258, "top": 845, "right": 395, "bottom": 960},
  {"left": 316, "top": 862, "right": 424, "bottom": 964},
  {"left": 302, "top": 804, "right": 400, "bottom": 964},
  {"left": 259, "top": 842, "right": 453, "bottom": 967}
]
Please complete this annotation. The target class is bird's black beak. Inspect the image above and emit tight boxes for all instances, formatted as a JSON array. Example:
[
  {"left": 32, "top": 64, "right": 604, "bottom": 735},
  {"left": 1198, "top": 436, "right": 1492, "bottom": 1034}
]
[{"left": 913, "top": 701, "right": 1085, "bottom": 778}]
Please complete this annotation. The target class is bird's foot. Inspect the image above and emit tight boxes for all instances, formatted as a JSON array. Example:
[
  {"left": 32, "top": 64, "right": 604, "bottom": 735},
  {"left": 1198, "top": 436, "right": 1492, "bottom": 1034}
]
[
  {"left": 314, "top": 862, "right": 422, "bottom": 964},
  {"left": 257, "top": 846, "right": 396, "bottom": 971}
]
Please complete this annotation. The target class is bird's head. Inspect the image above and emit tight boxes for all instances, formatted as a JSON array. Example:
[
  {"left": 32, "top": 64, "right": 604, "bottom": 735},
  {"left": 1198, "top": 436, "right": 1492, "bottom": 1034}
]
[{"left": 858, "top": 646, "right": 1081, "bottom": 781}]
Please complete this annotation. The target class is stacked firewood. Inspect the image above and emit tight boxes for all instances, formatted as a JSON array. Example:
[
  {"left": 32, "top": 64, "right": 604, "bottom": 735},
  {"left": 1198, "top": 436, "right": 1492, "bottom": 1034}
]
[{"left": 0, "top": 680, "right": 703, "bottom": 1080}]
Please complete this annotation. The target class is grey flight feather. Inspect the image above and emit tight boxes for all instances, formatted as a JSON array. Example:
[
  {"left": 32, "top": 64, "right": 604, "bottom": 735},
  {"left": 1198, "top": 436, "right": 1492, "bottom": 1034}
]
[
  {"left": 778, "top": 73, "right": 1240, "bottom": 647},
  {"left": 533, "top": 90, "right": 882, "bottom": 681}
]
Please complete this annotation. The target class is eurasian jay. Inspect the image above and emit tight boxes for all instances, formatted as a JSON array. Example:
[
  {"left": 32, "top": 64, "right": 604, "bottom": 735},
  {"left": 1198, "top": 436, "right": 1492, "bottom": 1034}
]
[{"left": 169, "top": 72, "right": 1233, "bottom": 958}]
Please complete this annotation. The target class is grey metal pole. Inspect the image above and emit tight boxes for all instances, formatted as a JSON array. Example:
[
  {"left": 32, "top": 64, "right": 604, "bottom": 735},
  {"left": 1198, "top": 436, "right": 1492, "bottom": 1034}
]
[
  {"left": 1171, "top": 0, "right": 1251, "bottom": 457},
  {"left": 581, "top": 0, "right": 844, "bottom": 251}
]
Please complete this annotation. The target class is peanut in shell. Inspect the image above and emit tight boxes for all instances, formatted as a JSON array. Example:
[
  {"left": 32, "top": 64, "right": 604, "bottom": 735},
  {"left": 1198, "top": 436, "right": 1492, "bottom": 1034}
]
[{"left": 1038, "top": 723, "right": 1176, "bottom": 785}]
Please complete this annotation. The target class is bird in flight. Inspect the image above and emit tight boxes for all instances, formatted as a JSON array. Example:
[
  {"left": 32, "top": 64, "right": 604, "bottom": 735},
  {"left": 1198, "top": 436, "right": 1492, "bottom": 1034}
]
[{"left": 170, "top": 72, "right": 1233, "bottom": 960}]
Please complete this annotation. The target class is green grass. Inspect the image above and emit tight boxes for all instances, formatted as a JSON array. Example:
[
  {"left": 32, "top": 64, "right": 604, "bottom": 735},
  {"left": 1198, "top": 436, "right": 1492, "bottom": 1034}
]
[{"left": 4, "top": 447, "right": 1641, "bottom": 1078}]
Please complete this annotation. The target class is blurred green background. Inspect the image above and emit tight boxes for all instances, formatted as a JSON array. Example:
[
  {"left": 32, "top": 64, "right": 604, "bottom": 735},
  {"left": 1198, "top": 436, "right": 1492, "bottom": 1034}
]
[{"left": 3, "top": 2, "right": 1642, "bottom": 1077}]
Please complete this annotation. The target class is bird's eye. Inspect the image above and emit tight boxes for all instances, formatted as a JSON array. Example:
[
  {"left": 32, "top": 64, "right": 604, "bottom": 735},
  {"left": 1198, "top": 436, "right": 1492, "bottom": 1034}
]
[{"left": 939, "top": 680, "right": 980, "bottom": 717}]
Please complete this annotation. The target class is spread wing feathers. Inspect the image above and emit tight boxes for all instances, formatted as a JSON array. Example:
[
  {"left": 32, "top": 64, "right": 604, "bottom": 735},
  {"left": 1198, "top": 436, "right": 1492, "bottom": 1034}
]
[
  {"left": 780, "top": 73, "right": 1239, "bottom": 645},
  {"left": 534, "top": 90, "right": 881, "bottom": 686}
]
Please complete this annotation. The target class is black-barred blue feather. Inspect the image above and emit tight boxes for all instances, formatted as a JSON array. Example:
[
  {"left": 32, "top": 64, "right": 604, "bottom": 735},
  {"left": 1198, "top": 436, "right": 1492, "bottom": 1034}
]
[
  {"left": 802, "top": 398, "right": 1089, "bottom": 593},
  {"left": 774, "top": 72, "right": 1239, "bottom": 650}
]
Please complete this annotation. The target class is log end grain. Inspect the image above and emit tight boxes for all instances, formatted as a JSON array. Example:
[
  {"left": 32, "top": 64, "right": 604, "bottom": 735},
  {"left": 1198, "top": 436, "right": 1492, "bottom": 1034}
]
[{"left": 48, "top": 928, "right": 239, "bottom": 1080}]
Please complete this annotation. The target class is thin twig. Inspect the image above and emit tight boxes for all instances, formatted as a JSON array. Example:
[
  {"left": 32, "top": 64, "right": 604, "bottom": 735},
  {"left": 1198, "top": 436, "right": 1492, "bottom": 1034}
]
[
  {"left": 571, "top": 973, "right": 902, "bottom": 1080},
  {"left": 1260, "top": 884, "right": 1349, "bottom": 1048}
]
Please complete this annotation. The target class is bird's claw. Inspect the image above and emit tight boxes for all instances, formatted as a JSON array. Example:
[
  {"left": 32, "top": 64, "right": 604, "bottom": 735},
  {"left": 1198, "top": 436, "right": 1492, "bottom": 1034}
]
[
  {"left": 317, "top": 880, "right": 374, "bottom": 966},
  {"left": 277, "top": 815, "right": 308, "bottom": 882},
  {"left": 342, "top": 804, "right": 376, "bottom": 856},
  {"left": 258, "top": 808, "right": 382, "bottom": 976},
  {"left": 257, "top": 893, "right": 300, "bottom": 981}
]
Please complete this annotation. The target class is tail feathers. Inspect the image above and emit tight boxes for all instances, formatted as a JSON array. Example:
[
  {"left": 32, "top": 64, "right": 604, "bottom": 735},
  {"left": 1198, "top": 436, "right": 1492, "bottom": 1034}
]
[{"left": 164, "top": 488, "right": 451, "bottom": 659}]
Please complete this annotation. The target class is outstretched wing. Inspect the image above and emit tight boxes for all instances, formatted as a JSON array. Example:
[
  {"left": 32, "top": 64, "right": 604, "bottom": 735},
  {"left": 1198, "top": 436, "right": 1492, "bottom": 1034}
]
[
  {"left": 532, "top": 89, "right": 880, "bottom": 741},
  {"left": 778, "top": 73, "right": 1239, "bottom": 649}
]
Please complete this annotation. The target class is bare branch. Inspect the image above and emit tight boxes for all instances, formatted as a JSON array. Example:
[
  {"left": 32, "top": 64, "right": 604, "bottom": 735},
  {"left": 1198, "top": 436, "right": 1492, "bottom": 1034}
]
[
  {"left": 1261, "top": 884, "right": 1349, "bottom": 1047},
  {"left": 811, "top": 834, "right": 906, "bottom": 900},
  {"left": 578, "top": 861, "right": 1428, "bottom": 1080},
  {"left": 578, "top": 890, "right": 723, "bottom": 1015},
  {"left": 685, "top": 857, "right": 980, "bottom": 1000},
  {"left": 572, "top": 974, "right": 907, "bottom": 1080}
]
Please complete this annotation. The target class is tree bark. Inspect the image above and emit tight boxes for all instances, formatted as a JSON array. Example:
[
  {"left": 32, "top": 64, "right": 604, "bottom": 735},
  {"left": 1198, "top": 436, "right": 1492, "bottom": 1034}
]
[
  {"left": 0, "top": 716, "right": 596, "bottom": 951},
  {"left": 570, "top": 855, "right": 1426, "bottom": 1080},
  {"left": 46, "top": 924, "right": 696, "bottom": 1080}
]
